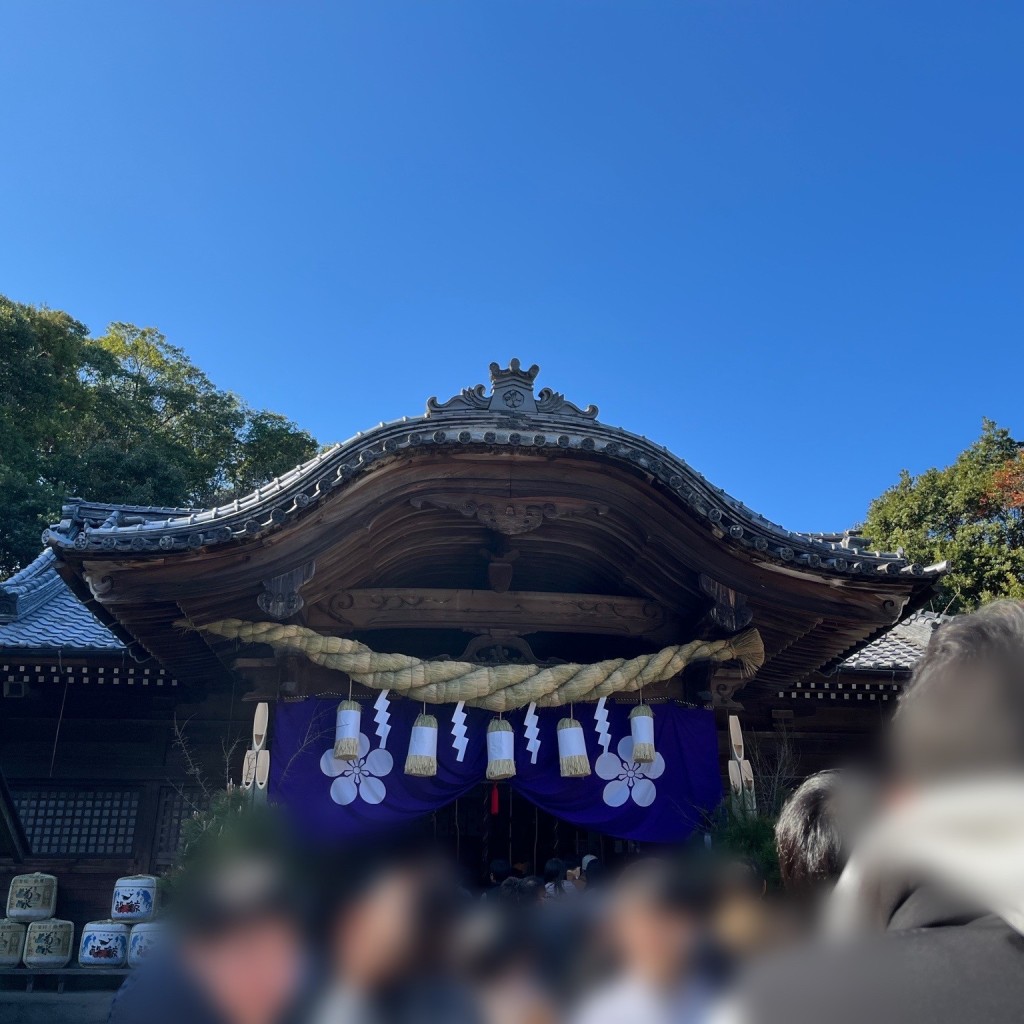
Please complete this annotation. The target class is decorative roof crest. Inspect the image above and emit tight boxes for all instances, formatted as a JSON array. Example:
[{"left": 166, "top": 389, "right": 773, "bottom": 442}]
[
  {"left": 0, "top": 549, "right": 65, "bottom": 623},
  {"left": 426, "top": 359, "right": 598, "bottom": 420}
]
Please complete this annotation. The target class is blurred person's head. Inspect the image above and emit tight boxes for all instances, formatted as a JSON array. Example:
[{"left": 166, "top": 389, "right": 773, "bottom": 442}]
[
  {"left": 564, "top": 853, "right": 582, "bottom": 882},
  {"left": 822, "top": 603, "right": 1024, "bottom": 941},
  {"left": 454, "top": 901, "right": 533, "bottom": 981},
  {"left": 584, "top": 858, "right": 606, "bottom": 889},
  {"left": 498, "top": 876, "right": 524, "bottom": 902},
  {"left": 489, "top": 858, "right": 512, "bottom": 886},
  {"left": 518, "top": 875, "right": 545, "bottom": 903},
  {"left": 326, "top": 855, "right": 423, "bottom": 992},
  {"left": 892, "top": 601, "right": 1024, "bottom": 786},
  {"left": 607, "top": 858, "right": 708, "bottom": 987},
  {"left": 498, "top": 875, "right": 545, "bottom": 906},
  {"left": 775, "top": 771, "right": 847, "bottom": 894},
  {"left": 718, "top": 856, "right": 766, "bottom": 901},
  {"left": 543, "top": 858, "right": 566, "bottom": 888},
  {"left": 712, "top": 856, "right": 773, "bottom": 958},
  {"left": 175, "top": 853, "right": 305, "bottom": 1024},
  {"left": 452, "top": 901, "right": 558, "bottom": 1024}
]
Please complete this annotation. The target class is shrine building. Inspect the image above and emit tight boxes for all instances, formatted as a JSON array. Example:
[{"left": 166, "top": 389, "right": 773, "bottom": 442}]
[{"left": 0, "top": 360, "right": 946, "bottom": 923}]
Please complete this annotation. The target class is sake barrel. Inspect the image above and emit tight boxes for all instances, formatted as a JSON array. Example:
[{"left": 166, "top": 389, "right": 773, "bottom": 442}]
[
  {"left": 79, "top": 920, "right": 129, "bottom": 967},
  {"left": 6, "top": 872, "right": 58, "bottom": 922},
  {"left": 23, "top": 919, "right": 74, "bottom": 968},
  {"left": 0, "top": 919, "right": 26, "bottom": 967},
  {"left": 128, "top": 921, "right": 165, "bottom": 967},
  {"left": 111, "top": 875, "right": 158, "bottom": 922}
]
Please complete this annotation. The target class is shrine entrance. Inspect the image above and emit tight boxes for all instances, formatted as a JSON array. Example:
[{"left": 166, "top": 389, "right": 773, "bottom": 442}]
[{"left": 431, "top": 787, "right": 619, "bottom": 883}]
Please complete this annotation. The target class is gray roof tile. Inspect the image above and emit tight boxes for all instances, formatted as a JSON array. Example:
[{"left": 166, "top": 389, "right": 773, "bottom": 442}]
[
  {"left": 0, "top": 552, "right": 123, "bottom": 652},
  {"left": 840, "top": 610, "right": 953, "bottom": 672}
]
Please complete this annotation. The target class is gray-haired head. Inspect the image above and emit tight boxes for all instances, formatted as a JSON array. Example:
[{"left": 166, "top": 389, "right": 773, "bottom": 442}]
[{"left": 893, "top": 600, "right": 1024, "bottom": 782}]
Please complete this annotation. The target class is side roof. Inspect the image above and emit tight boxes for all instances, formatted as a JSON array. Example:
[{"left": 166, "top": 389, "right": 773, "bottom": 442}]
[
  {"left": 0, "top": 549, "right": 123, "bottom": 653},
  {"left": 839, "top": 610, "right": 953, "bottom": 672}
]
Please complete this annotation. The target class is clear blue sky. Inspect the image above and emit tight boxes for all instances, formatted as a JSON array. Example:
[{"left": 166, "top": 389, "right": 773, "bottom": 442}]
[{"left": 2, "top": 2, "right": 1021, "bottom": 533}]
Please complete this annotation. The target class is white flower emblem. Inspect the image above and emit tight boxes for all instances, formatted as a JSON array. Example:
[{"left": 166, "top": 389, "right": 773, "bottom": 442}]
[
  {"left": 596, "top": 736, "right": 665, "bottom": 808},
  {"left": 320, "top": 733, "right": 393, "bottom": 806}
]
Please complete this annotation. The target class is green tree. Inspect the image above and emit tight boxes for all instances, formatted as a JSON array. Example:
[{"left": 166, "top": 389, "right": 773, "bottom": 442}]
[
  {"left": 863, "top": 420, "right": 1024, "bottom": 611},
  {"left": 224, "top": 410, "right": 319, "bottom": 497},
  {"left": 0, "top": 296, "right": 320, "bottom": 575},
  {"left": 0, "top": 300, "right": 97, "bottom": 571},
  {"left": 63, "top": 322, "right": 247, "bottom": 507}
]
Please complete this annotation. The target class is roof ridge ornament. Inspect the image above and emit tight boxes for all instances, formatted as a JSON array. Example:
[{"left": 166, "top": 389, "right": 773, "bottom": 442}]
[
  {"left": 490, "top": 357, "right": 539, "bottom": 389},
  {"left": 426, "top": 359, "right": 598, "bottom": 420},
  {"left": 0, "top": 549, "right": 65, "bottom": 623}
]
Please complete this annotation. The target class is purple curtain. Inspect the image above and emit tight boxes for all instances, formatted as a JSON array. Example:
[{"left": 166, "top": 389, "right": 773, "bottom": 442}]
[{"left": 270, "top": 697, "right": 720, "bottom": 844}]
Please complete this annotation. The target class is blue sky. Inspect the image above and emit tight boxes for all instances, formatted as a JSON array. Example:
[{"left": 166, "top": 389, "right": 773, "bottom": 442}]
[{"left": 2, "top": 2, "right": 1021, "bottom": 533}]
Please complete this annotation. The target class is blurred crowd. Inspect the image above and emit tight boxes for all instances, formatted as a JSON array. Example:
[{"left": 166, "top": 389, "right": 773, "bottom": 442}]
[{"left": 109, "top": 599, "right": 1024, "bottom": 1024}]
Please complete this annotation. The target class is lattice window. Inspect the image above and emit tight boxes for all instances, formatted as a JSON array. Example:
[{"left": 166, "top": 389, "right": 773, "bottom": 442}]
[
  {"left": 154, "top": 787, "right": 207, "bottom": 867},
  {"left": 12, "top": 788, "right": 139, "bottom": 857}
]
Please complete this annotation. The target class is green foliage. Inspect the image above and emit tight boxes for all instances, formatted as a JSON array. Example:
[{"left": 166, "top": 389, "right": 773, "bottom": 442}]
[
  {"left": 0, "top": 296, "right": 320, "bottom": 574},
  {"left": 863, "top": 420, "right": 1024, "bottom": 611},
  {"left": 168, "top": 788, "right": 250, "bottom": 871},
  {"left": 159, "top": 788, "right": 282, "bottom": 907},
  {"left": 705, "top": 803, "right": 781, "bottom": 890},
  {"left": 0, "top": 301, "right": 93, "bottom": 573},
  {"left": 224, "top": 410, "right": 320, "bottom": 497}
]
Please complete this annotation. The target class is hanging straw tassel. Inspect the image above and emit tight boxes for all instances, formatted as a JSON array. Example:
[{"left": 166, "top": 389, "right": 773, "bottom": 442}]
[
  {"left": 557, "top": 717, "right": 591, "bottom": 777},
  {"left": 629, "top": 704, "right": 656, "bottom": 764},
  {"left": 333, "top": 700, "right": 362, "bottom": 761},
  {"left": 731, "top": 629, "right": 766, "bottom": 678},
  {"left": 486, "top": 718, "right": 516, "bottom": 780},
  {"left": 405, "top": 713, "right": 439, "bottom": 776}
]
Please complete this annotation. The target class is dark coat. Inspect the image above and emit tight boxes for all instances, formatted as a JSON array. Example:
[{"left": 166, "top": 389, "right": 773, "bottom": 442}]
[
  {"left": 737, "top": 885, "right": 1024, "bottom": 1024},
  {"left": 107, "top": 949, "right": 226, "bottom": 1024},
  {"left": 107, "top": 946, "right": 319, "bottom": 1024}
]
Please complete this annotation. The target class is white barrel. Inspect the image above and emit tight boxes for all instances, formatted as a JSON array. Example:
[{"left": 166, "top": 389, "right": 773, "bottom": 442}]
[
  {"left": 128, "top": 921, "right": 165, "bottom": 967},
  {"left": 111, "top": 875, "right": 158, "bottom": 921},
  {"left": 6, "top": 872, "right": 58, "bottom": 922},
  {"left": 23, "top": 919, "right": 74, "bottom": 968},
  {"left": 0, "top": 919, "right": 26, "bottom": 967},
  {"left": 79, "top": 920, "right": 129, "bottom": 967}
]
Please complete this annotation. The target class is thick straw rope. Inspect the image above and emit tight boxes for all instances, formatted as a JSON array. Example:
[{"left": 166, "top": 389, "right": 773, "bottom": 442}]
[{"left": 179, "top": 619, "right": 764, "bottom": 712}]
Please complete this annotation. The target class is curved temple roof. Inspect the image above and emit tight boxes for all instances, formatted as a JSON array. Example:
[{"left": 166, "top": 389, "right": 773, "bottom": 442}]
[
  {"left": 44, "top": 360, "right": 944, "bottom": 583},
  {"left": 36, "top": 360, "right": 946, "bottom": 691}
]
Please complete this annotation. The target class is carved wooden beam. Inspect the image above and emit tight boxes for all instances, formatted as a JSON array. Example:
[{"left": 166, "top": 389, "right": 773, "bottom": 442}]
[
  {"left": 231, "top": 651, "right": 309, "bottom": 700},
  {"left": 699, "top": 573, "right": 753, "bottom": 635},
  {"left": 310, "top": 588, "right": 678, "bottom": 638},
  {"left": 409, "top": 494, "right": 608, "bottom": 536},
  {"left": 708, "top": 667, "right": 749, "bottom": 709},
  {"left": 455, "top": 632, "right": 563, "bottom": 667},
  {"left": 480, "top": 540, "right": 519, "bottom": 593},
  {"left": 258, "top": 561, "right": 315, "bottom": 620}
]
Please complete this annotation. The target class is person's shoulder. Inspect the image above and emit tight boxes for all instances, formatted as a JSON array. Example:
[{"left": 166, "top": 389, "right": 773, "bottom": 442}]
[
  {"left": 572, "top": 978, "right": 656, "bottom": 1024},
  {"left": 735, "top": 937, "right": 861, "bottom": 1024},
  {"left": 107, "top": 950, "right": 217, "bottom": 1024},
  {"left": 738, "top": 920, "right": 1024, "bottom": 1024}
]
